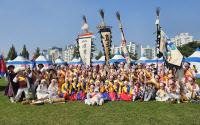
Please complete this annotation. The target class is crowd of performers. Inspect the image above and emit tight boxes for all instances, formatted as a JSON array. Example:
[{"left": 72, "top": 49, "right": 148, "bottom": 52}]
[{"left": 2, "top": 61, "right": 200, "bottom": 106}]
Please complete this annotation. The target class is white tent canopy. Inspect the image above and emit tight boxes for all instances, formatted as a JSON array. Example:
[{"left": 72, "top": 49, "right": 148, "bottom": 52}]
[
  {"left": 135, "top": 54, "right": 149, "bottom": 64},
  {"left": 92, "top": 54, "right": 105, "bottom": 66},
  {"left": 36, "top": 53, "right": 53, "bottom": 67},
  {"left": 55, "top": 57, "right": 65, "bottom": 65},
  {"left": 109, "top": 51, "right": 127, "bottom": 63},
  {"left": 68, "top": 56, "right": 83, "bottom": 65},
  {"left": 6, "top": 58, "right": 12, "bottom": 63}
]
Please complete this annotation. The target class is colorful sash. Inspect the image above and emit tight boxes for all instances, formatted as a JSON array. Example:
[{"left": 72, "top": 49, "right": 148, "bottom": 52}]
[
  {"left": 146, "top": 71, "right": 152, "bottom": 78},
  {"left": 61, "top": 70, "right": 66, "bottom": 76},
  {"left": 131, "top": 74, "right": 138, "bottom": 79},
  {"left": 18, "top": 76, "right": 26, "bottom": 82}
]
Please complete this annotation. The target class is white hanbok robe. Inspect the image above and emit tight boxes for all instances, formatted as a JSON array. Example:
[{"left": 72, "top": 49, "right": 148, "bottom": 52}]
[
  {"left": 85, "top": 92, "right": 104, "bottom": 105},
  {"left": 36, "top": 84, "right": 49, "bottom": 99},
  {"left": 48, "top": 84, "right": 59, "bottom": 99}
]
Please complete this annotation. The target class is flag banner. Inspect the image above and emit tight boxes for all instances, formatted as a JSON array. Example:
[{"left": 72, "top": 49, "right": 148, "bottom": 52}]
[
  {"left": 31, "top": 56, "right": 36, "bottom": 71},
  {"left": 99, "top": 28, "right": 112, "bottom": 68},
  {"left": 120, "top": 31, "right": 131, "bottom": 64},
  {"left": 78, "top": 33, "right": 92, "bottom": 66},
  {"left": 45, "top": 64, "right": 48, "bottom": 66},
  {"left": 0, "top": 55, "right": 7, "bottom": 76},
  {"left": 159, "top": 30, "right": 183, "bottom": 67}
]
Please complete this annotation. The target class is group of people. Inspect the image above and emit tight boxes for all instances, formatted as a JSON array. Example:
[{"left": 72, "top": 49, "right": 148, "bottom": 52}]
[{"left": 2, "top": 61, "right": 200, "bottom": 106}]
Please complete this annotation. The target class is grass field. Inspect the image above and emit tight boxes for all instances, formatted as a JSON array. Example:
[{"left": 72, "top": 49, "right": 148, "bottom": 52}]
[{"left": 0, "top": 77, "right": 200, "bottom": 125}]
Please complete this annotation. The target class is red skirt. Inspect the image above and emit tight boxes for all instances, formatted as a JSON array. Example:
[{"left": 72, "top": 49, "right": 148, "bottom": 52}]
[
  {"left": 71, "top": 92, "right": 78, "bottom": 101},
  {"left": 63, "top": 93, "right": 71, "bottom": 100},
  {"left": 121, "top": 93, "right": 133, "bottom": 101}
]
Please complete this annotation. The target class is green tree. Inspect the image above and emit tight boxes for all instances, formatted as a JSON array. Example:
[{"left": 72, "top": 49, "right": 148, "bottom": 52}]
[
  {"left": 6, "top": 44, "right": 17, "bottom": 60},
  {"left": 95, "top": 50, "right": 103, "bottom": 60},
  {"left": 72, "top": 46, "right": 78, "bottom": 60},
  {"left": 177, "top": 41, "right": 200, "bottom": 57},
  {"left": 34, "top": 47, "right": 40, "bottom": 59},
  {"left": 109, "top": 53, "right": 115, "bottom": 59},
  {"left": 129, "top": 52, "right": 138, "bottom": 61},
  {"left": 21, "top": 44, "right": 29, "bottom": 59}
]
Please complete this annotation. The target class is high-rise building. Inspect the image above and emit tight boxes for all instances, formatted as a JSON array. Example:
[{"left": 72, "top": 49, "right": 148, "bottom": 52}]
[
  {"left": 110, "top": 42, "right": 141, "bottom": 59},
  {"left": 171, "top": 33, "right": 193, "bottom": 47},
  {"left": 62, "top": 44, "right": 75, "bottom": 63},
  {"left": 46, "top": 46, "right": 62, "bottom": 62},
  {"left": 141, "top": 45, "right": 155, "bottom": 60}
]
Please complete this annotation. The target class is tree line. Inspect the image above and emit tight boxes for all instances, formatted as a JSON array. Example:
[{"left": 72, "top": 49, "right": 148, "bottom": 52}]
[{"left": 6, "top": 44, "right": 41, "bottom": 60}]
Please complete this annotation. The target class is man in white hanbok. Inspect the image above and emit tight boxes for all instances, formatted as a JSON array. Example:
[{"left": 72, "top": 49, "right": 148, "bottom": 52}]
[
  {"left": 85, "top": 88, "right": 104, "bottom": 106},
  {"left": 36, "top": 79, "right": 49, "bottom": 99},
  {"left": 48, "top": 79, "right": 59, "bottom": 99}
]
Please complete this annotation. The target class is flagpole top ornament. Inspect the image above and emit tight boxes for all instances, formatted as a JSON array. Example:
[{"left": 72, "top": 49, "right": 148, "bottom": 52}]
[
  {"left": 155, "top": 7, "right": 160, "bottom": 25},
  {"left": 97, "top": 9, "right": 112, "bottom": 30}
]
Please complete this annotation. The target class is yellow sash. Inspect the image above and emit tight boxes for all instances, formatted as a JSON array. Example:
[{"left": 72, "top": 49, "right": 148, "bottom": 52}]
[
  {"left": 155, "top": 81, "right": 159, "bottom": 87},
  {"left": 188, "top": 84, "right": 192, "bottom": 91},
  {"left": 18, "top": 76, "right": 26, "bottom": 82},
  {"left": 123, "top": 74, "right": 129, "bottom": 79},
  {"left": 146, "top": 71, "right": 152, "bottom": 78},
  {"left": 74, "top": 69, "right": 77, "bottom": 72},
  {"left": 140, "top": 77, "right": 144, "bottom": 82},
  {"left": 61, "top": 70, "right": 66, "bottom": 76},
  {"left": 131, "top": 74, "right": 138, "bottom": 79},
  {"left": 32, "top": 72, "right": 38, "bottom": 78},
  {"left": 100, "top": 70, "right": 103, "bottom": 75},
  {"left": 187, "top": 70, "right": 193, "bottom": 77},
  {"left": 93, "top": 73, "right": 95, "bottom": 79},
  {"left": 138, "top": 69, "right": 141, "bottom": 72}
]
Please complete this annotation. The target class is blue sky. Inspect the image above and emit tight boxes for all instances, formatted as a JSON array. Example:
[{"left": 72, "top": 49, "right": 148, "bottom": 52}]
[{"left": 0, "top": 0, "right": 200, "bottom": 58}]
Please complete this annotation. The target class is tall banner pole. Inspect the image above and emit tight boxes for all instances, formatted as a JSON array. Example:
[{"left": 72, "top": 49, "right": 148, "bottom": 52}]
[
  {"left": 155, "top": 8, "right": 160, "bottom": 72},
  {"left": 97, "top": 9, "right": 112, "bottom": 73},
  {"left": 116, "top": 12, "right": 131, "bottom": 64}
]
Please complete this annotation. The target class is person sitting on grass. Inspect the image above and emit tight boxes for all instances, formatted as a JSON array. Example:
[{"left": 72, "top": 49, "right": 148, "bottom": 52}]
[
  {"left": 101, "top": 80, "right": 112, "bottom": 101},
  {"left": 85, "top": 88, "right": 104, "bottom": 106},
  {"left": 36, "top": 79, "right": 49, "bottom": 100},
  {"left": 61, "top": 78, "right": 72, "bottom": 100},
  {"left": 132, "top": 81, "right": 144, "bottom": 102},
  {"left": 77, "top": 78, "right": 88, "bottom": 100},
  {"left": 185, "top": 77, "right": 199, "bottom": 100},
  {"left": 48, "top": 79, "right": 59, "bottom": 99},
  {"left": 166, "top": 79, "right": 181, "bottom": 103},
  {"left": 121, "top": 81, "right": 133, "bottom": 101},
  {"left": 109, "top": 80, "right": 121, "bottom": 101},
  {"left": 155, "top": 82, "right": 168, "bottom": 102},
  {"left": 143, "top": 80, "right": 156, "bottom": 101},
  {"left": 13, "top": 70, "right": 30, "bottom": 103}
]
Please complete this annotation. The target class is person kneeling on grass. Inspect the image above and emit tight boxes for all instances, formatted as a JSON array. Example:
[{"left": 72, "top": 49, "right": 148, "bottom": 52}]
[
  {"left": 36, "top": 79, "right": 49, "bottom": 99},
  {"left": 185, "top": 77, "right": 199, "bottom": 100},
  {"left": 120, "top": 81, "right": 133, "bottom": 101},
  {"left": 85, "top": 88, "right": 104, "bottom": 106},
  {"left": 155, "top": 82, "right": 168, "bottom": 102},
  {"left": 166, "top": 79, "right": 181, "bottom": 103},
  {"left": 48, "top": 79, "right": 59, "bottom": 99},
  {"left": 109, "top": 80, "right": 121, "bottom": 101},
  {"left": 132, "top": 81, "right": 144, "bottom": 102},
  {"left": 13, "top": 70, "right": 30, "bottom": 102},
  {"left": 60, "top": 78, "right": 72, "bottom": 100}
]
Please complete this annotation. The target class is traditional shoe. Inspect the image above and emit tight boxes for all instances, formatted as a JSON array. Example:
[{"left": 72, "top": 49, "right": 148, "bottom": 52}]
[{"left": 98, "top": 103, "right": 102, "bottom": 106}]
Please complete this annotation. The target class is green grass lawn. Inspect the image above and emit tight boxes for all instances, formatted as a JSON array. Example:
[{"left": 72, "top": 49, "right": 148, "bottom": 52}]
[{"left": 0, "top": 77, "right": 200, "bottom": 125}]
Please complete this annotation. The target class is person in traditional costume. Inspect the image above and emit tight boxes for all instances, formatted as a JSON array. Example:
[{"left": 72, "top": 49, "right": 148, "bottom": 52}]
[
  {"left": 38, "top": 64, "right": 44, "bottom": 72},
  {"left": 85, "top": 65, "right": 90, "bottom": 76},
  {"left": 145, "top": 65, "right": 153, "bottom": 80},
  {"left": 95, "top": 75, "right": 103, "bottom": 87},
  {"left": 68, "top": 72, "right": 74, "bottom": 83},
  {"left": 117, "top": 75, "right": 124, "bottom": 86},
  {"left": 114, "top": 61, "right": 120, "bottom": 71},
  {"left": 57, "top": 73, "right": 65, "bottom": 96},
  {"left": 64, "top": 63, "right": 68, "bottom": 72},
  {"left": 166, "top": 79, "right": 181, "bottom": 103},
  {"left": 132, "top": 81, "right": 144, "bottom": 102},
  {"left": 79, "top": 70, "right": 87, "bottom": 82},
  {"left": 57, "top": 64, "right": 61, "bottom": 72},
  {"left": 184, "top": 62, "right": 196, "bottom": 83},
  {"left": 127, "top": 63, "right": 132, "bottom": 74},
  {"left": 101, "top": 80, "right": 112, "bottom": 101},
  {"left": 85, "top": 88, "right": 104, "bottom": 106},
  {"left": 137, "top": 63, "right": 144, "bottom": 75},
  {"left": 121, "top": 81, "right": 133, "bottom": 101},
  {"left": 49, "top": 68, "right": 57, "bottom": 83},
  {"left": 118, "top": 62, "right": 125, "bottom": 75},
  {"left": 99, "top": 64, "right": 106, "bottom": 80},
  {"left": 3, "top": 65, "right": 18, "bottom": 103},
  {"left": 41, "top": 68, "right": 49, "bottom": 85},
  {"left": 108, "top": 75, "right": 114, "bottom": 86},
  {"left": 57, "top": 65, "right": 66, "bottom": 79},
  {"left": 121, "top": 68, "right": 130, "bottom": 82},
  {"left": 138, "top": 71, "right": 146, "bottom": 85},
  {"left": 13, "top": 70, "right": 30, "bottom": 102},
  {"left": 87, "top": 72, "right": 93, "bottom": 85},
  {"left": 95, "top": 80, "right": 103, "bottom": 94},
  {"left": 109, "top": 80, "right": 121, "bottom": 101},
  {"left": 143, "top": 80, "right": 156, "bottom": 101},
  {"left": 48, "top": 79, "right": 59, "bottom": 99},
  {"left": 52, "top": 64, "right": 57, "bottom": 72},
  {"left": 71, "top": 77, "right": 78, "bottom": 101},
  {"left": 77, "top": 64, "right": 82, "bottom": 77},
  {"left": 29, "top": 67, "right": 39, "bottom": 99},
  {"left": 158, "top": 64, "right": 166, "bottom": 82},
  {"left": 36, "top": 79, "right": 49, "bottom": 99},
  {"left": 155, "top": 82, "right": 168, "bottom": 102},
  {"left": 154, "top": 75, "right": 160, "bottom": 90},
  {"left": 130, "top": 68, "right": 138, "bottom": 86},
  {"left": 134, "top": 64, "right": 138, "bottom": 71},
  {"left": 108, "top": 63, "right": 117, "bottom": 78},
  {"left": 150, "top": 63, "right": 157, "bottom": 75},
  {"left": 77, "top": 78, "right": 88, "bottom": 100},
  {"left": 185, "top": 77, "right": 199, "bottom": 100},
  {"left": 165, "top": 74, "right": 180, "bottom": 89},
  {"left": 60, "top": 78, "right": 72, "bottom": 100},
  {"left": 92, "top": 68, "right": 98, "bottom": 80},
  {"left": 66, "top": 65, "right": 73, "bottom": 78}
]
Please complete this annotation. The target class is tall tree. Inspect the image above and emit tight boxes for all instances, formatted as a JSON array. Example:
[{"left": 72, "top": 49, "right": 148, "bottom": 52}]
[
  {"left": 6, "top": 44, "right": 17, "bottom": 60},
  {"left": 72, "top": 46, "right": 78, "bottom": 60},
  {"left": 95, "top": 50, "right": 103, "bottom": 60},
  {"left": 34, "top": 47, "right": 40, "bottom": 59},
  {"left": 129, "top": 52, "right": 138, "bottom": 60},
  {"left": 21, "top": 44, "right": 29, "bottom": 59},
  {"left": 177, "top": 41, "right": 200, "bottom": 57}
]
